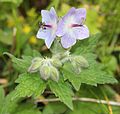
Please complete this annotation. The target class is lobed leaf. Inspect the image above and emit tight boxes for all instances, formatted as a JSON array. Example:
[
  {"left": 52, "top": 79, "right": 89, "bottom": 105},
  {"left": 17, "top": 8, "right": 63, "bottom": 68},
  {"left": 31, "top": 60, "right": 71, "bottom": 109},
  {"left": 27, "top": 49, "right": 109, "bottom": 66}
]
[
  {"left": 13, "top": 73, "right": 46, "bottom": 99},
  {"left": 62, "top": 53, "right": 117, "bottom": 88},
  {"left": 49, "top": 80, "right": 73, "bottom": 110}
]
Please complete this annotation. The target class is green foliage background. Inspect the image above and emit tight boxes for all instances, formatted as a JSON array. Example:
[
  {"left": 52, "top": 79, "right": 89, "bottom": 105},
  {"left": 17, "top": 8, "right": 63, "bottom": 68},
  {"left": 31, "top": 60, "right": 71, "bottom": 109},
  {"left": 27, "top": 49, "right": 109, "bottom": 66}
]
[{"left": 0, "top": 0, "right": 120, "bottom": 114}]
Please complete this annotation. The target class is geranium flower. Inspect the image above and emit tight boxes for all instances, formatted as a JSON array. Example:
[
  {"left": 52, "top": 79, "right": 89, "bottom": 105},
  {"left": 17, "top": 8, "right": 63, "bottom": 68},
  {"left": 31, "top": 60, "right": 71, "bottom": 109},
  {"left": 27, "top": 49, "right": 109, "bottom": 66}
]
[
  {"left": 36, "top": 7, "right": 58, "bottom": 48},
  {"left": 56, "top": 7, "right": 89, "bottom": 48}
]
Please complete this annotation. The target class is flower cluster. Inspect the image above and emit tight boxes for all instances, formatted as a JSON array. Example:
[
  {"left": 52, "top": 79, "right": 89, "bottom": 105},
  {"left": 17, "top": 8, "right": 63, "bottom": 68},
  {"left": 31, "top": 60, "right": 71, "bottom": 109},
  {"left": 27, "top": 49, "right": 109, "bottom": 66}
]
[
  {"left": 28, "top": 51, "right": 89, "bottom": 82},
  {"left": 36, "top": 7, "right": 89, "bottom": 49},
  {"left": 28, "top": 57, "right": 62, "bottom": 82}
]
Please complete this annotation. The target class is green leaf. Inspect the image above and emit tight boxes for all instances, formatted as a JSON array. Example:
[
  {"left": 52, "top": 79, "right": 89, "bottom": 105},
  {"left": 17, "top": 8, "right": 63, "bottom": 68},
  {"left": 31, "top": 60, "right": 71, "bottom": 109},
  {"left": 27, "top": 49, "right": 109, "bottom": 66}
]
[
  {"left": 62, "top": 53, "right": 117, "bottom": 87},
  {"left": 12, "top": 56, "right": 33, "bottom": 73},
  {"left": 4, "top": 52, "right": 33, "bottom": 73},
  {"left": 0, "top": 91, "right": 41, "bottom": 114},
  {"left": 73, "top": 34, "right": 100, "bottom": 54},
  {"left": 0, "top": 91, "right": 19, "bottom": 114},
  {"left": 68, "top": 34, "right": 117, "bottom": 86},
  {"left": 66, "top": 101, "right": 120, "bottom": 114},
  {"left": 13, "top": 73, "right": 46, "bottom": 99},
  {"left": 66, "top": 102, "right": 110, "bottom": 114},
  {"left": 43, "top": 102, "right": 67, "bottom": 114},
  {"left": 23, "top": 45, "right": 42, "bottom": 57},
  {"left": 49, "top": 80, "right": 73, "bottom": 110},
  {"left": 4, "top": 52, "right": 42, "bottom": 73},
  {"left": 62, "top": 66, "right": 81, "bottom": 91},
  {"left": 13, "top": 103, "right": 41, "bottom": 114}
]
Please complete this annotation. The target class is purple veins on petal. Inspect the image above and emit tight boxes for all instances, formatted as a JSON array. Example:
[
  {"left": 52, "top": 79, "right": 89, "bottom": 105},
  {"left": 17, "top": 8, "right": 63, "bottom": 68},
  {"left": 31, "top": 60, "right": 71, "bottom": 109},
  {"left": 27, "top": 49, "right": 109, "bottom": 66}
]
[
  {"left": 56, "top": 7, "right": 89, "bottom": 49},
  {"left": 36, "top": 7, "right": 58, "bottom": 49}
]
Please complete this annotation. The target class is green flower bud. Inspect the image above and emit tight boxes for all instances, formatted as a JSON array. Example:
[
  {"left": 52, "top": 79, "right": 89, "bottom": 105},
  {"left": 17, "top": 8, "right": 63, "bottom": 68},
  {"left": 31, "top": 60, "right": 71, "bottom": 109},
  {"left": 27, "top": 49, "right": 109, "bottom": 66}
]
[
  {"left": 71, "top": 56, "right": 89, "bottom": 74},
  {"left": 71, "top": 60, "right": 81, "bottom": 74},
  {"left": 50, "top": 66, "right": 59, "bottom": 82},
  {"left": 40, "top": 64, "right": 51, "bottom": 80},
  {"left": 28, "top": 57, "right": 42, "bottom": 73},
  {"left": 40, "top": 62, "right": 59, "bottom": 82},
  {"left": 52, "top": 58, "right": 62, "bottom": 68},
  {"left": 73, "top": 56, "right": 89, "bottom": 68},
  {"left": 52, "top": 51, "right": 70, "bottom": 60}
]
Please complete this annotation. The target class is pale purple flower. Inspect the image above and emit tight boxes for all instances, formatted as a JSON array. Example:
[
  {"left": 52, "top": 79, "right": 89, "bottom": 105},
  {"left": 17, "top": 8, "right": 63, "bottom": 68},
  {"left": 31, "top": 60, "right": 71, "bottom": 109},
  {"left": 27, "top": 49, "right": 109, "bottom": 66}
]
[
  {"left": 36, "top": 7, "right": 58, "bottom": 48},
  {"left": 56, "top": 7, "right": 89, "bottom": 48}
]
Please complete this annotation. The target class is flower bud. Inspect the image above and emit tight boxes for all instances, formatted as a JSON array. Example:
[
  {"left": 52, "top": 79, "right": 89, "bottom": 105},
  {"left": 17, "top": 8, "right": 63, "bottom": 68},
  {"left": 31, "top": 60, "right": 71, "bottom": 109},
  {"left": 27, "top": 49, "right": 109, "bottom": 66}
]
[
  {"left": 71, "top": 56, "right": 89, "bottom": 74},
  {"left": 40, "top": 64, "right": 51, "bottom": 80},
  {"left": 40, "top": 63, "right": 59, "bottom": 82},
  {"left": 71, "top": 60, "right": 81, "bottom": 74},
  {"left": 52, "top": 58, "right": 62, "bottom": 68},
  {"left": 50, "top": 66, "right": 59, "bottom": 82},
  {"left": 73, "top": 56, "right": 89, "bottom": 68},
  {"left": 28, "top": 57, "right": 42, "bottom": 73}
]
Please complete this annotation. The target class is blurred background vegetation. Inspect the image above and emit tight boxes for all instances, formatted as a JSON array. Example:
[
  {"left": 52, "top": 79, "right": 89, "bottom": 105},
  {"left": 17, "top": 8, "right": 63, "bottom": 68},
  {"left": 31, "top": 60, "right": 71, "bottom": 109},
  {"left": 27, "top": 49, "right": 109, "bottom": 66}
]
[{"left": 0, "top": 0, "right": 120, "bottom": 113}]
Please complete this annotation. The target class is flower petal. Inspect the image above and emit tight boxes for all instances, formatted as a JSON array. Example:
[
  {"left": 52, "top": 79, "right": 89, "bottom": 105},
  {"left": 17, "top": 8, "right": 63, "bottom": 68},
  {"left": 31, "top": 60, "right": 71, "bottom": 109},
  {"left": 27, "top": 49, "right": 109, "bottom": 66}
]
[
  {"left": 74, "top": 8, "right": 86, "bottom": 24},
  {"left": 56, "top": 7, "right": 76, "bottom": 37},
  {"left": 41, "top": 10, "right": 51, "bottom": 23},
  {"left": 72, "top": 25, "right": 89, "bottom": 40},
  {"left": 37, "top": 7, "right": 58, "bottom": 49},
  {"left": 41, "top": 8, "right": 57, "bottom": 24},
  {"left": 50, "top": 7, "right": 58, "bottom": 23},
  {"left": 50, "top": 7, "right": 57, "bottom": 18},
  {"left": 56, "top": 18, "right": 65, "bottom": 36},
  {"left": 65, "top": 7, "right": 76, "bottom": 17},
  {"left": 36, "top": 28, "right": 51, "bottom": 39},
  {"left": 45, "top": 34, "right": 56, "bottom": 49},
  {"left": 61, "top": 33, "right": 76, "bottom": 48}
]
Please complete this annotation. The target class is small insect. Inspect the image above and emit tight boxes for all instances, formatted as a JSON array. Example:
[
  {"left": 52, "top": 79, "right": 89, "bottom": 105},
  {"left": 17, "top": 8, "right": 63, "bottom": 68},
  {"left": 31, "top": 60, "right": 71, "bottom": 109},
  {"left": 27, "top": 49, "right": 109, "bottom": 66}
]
[
  {"left": 39, "top": 22, "right": 46, "bottom": 29},
  {"left": 39, "top": 22, "right": 52, "bottom": 30}
]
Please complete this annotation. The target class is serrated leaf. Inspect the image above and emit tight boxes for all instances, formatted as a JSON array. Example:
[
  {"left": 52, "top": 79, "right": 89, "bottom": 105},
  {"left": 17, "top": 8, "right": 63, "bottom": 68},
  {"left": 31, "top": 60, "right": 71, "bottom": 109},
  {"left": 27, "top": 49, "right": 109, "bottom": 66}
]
[
  {"left": 4, "top": 52, "right": 42, "bottom": 73},
  {"left": 73, "top": 34, "right": 100, "bottom": 54},
  {"left": 62, "top": 68, "right": 81, "bottom": 91},
  {"left": 12, "top": 56, "right": 33, "bottom": 73},
  {"left": 70, "top": 34, "right": 117, "bottom": 86},
  {"left": 13, "top": 73, "right": 46, "bottom": 99},
  {"left": 62, "top": 53, "right": 117, "bottom": 87},
  {"left": 4, "top": 52, "right": 33, "bottom": 73},
  {"left": 49, "top": 80, "right": 73, "bottom": 110}
]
